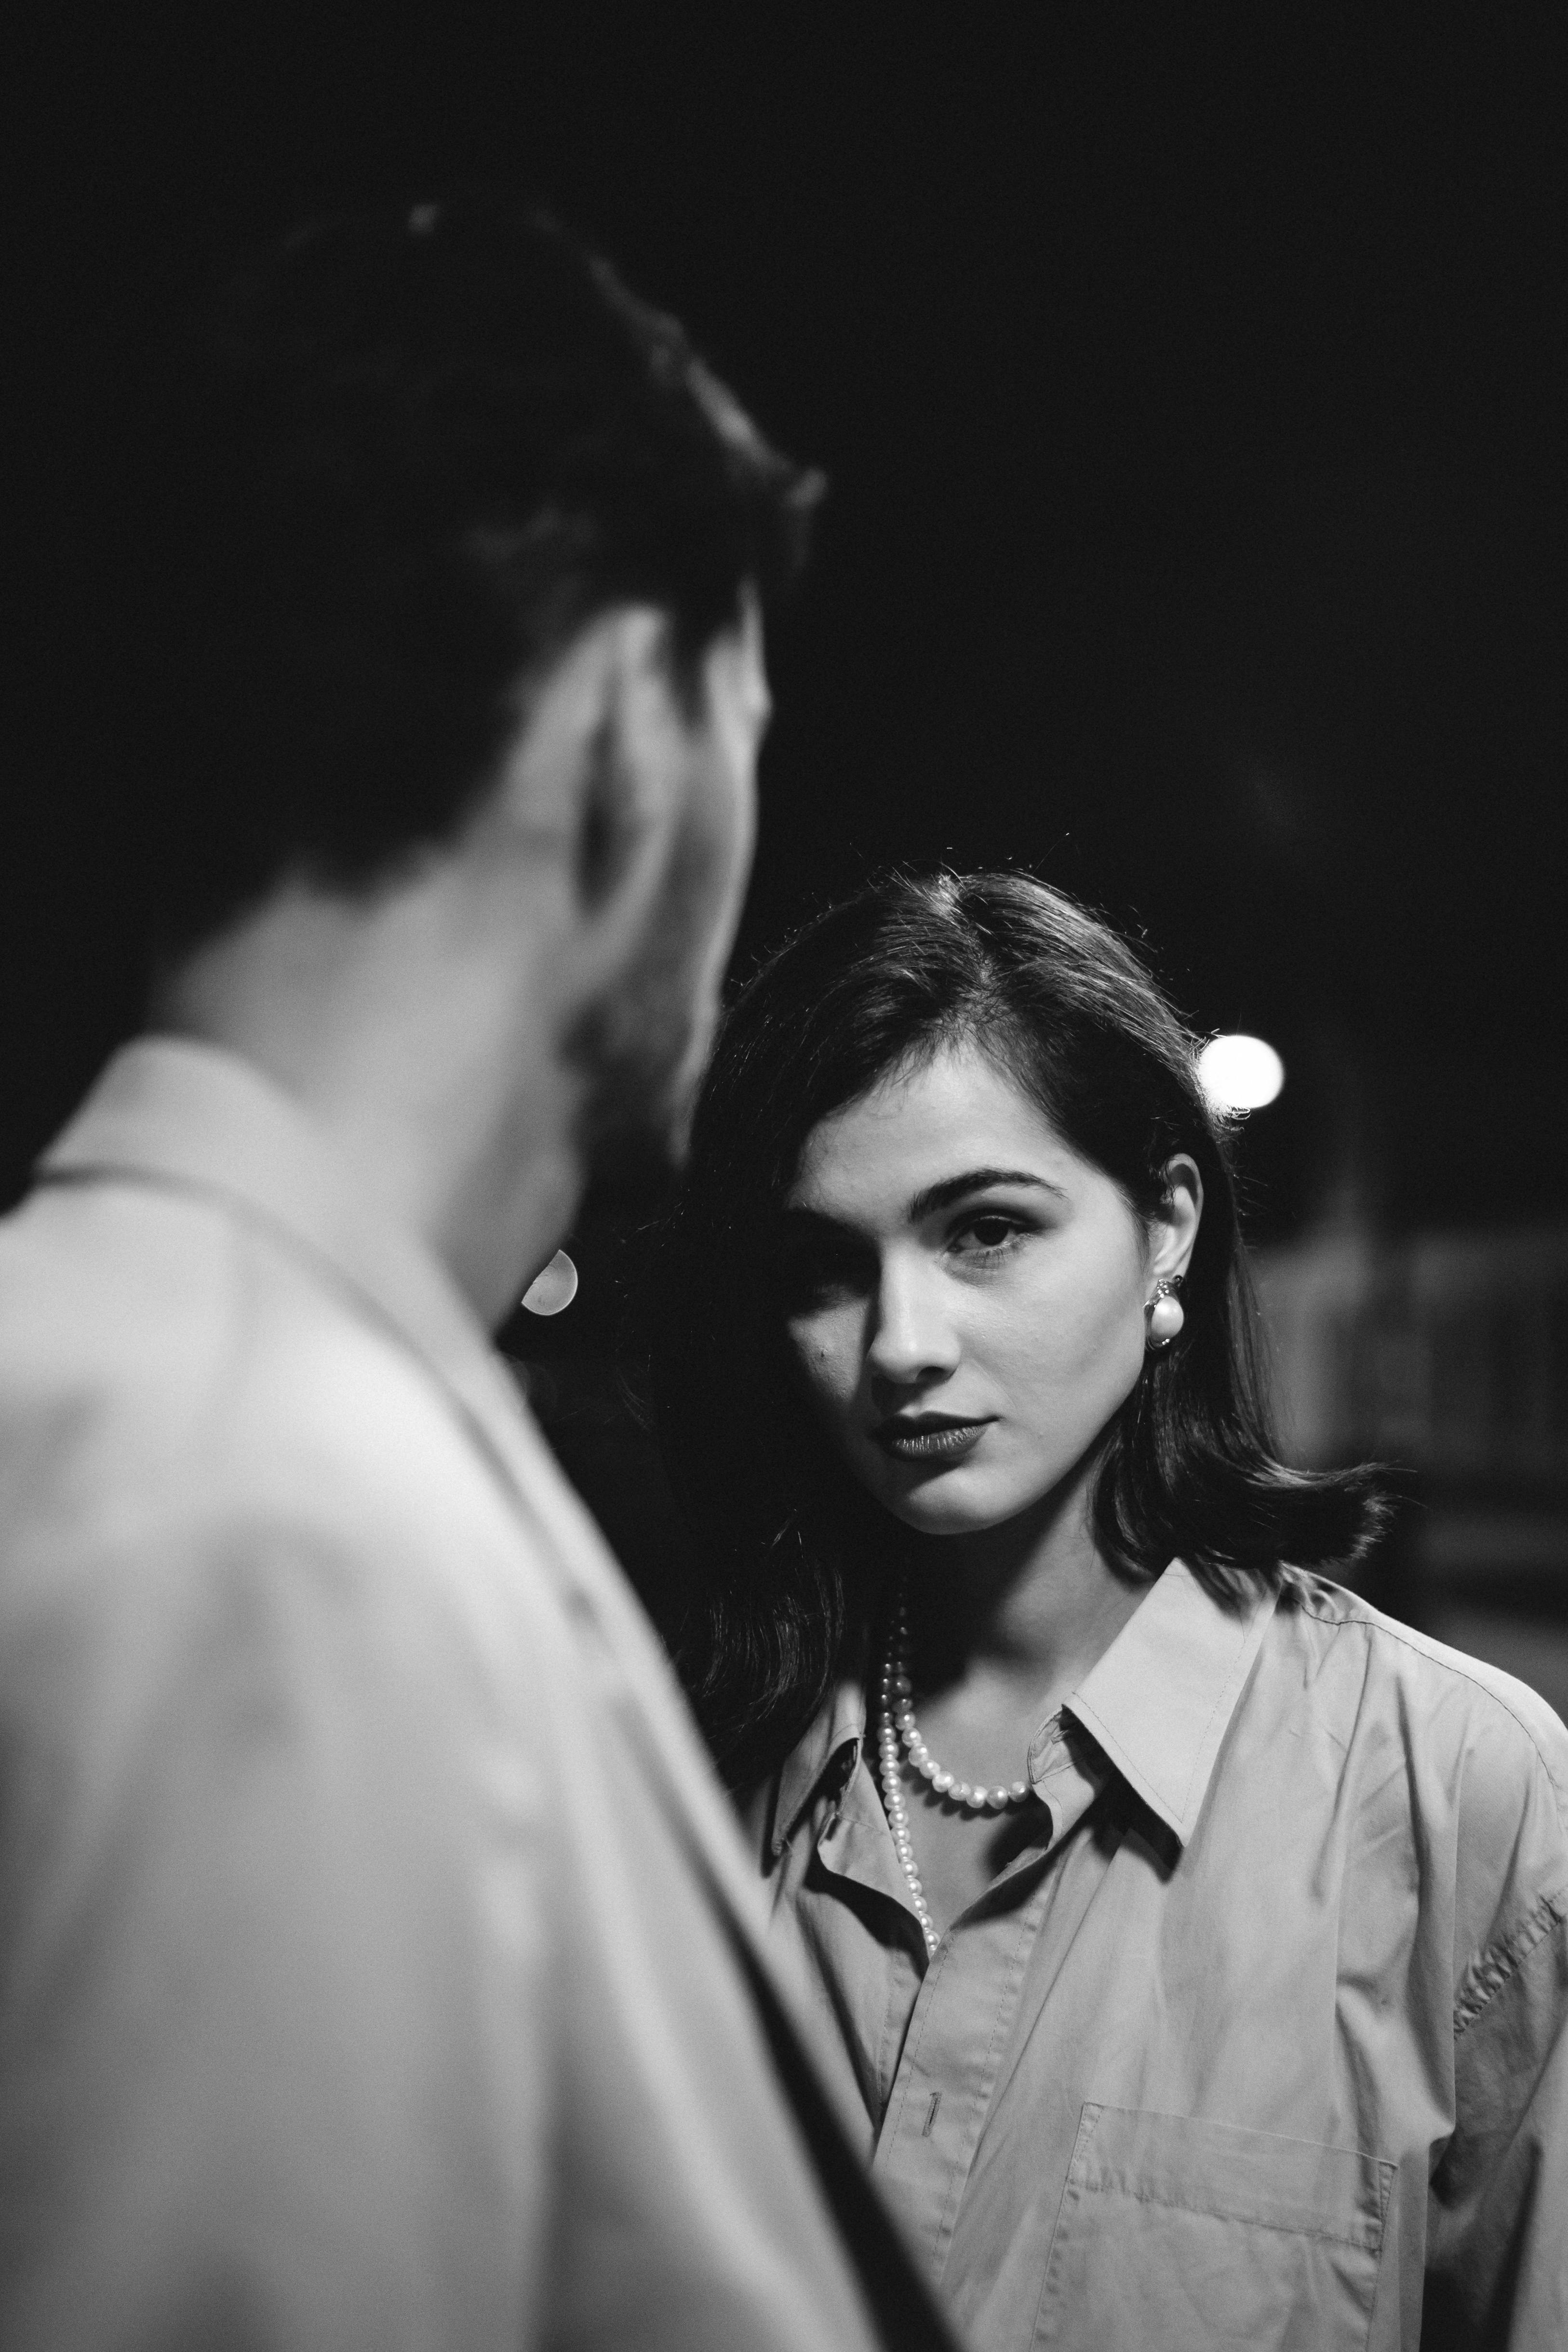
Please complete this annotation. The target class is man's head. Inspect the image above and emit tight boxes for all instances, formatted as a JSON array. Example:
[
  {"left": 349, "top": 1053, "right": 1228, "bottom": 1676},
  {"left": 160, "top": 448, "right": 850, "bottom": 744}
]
[{"left": 94, "top": 194, "right": 816, "bottom": 1302}]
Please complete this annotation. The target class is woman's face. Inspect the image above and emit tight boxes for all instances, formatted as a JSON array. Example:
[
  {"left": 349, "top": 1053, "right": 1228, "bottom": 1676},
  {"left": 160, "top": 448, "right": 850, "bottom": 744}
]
[{"left": 778, "top": 1039, "right": 1199, "bottom": 1537}]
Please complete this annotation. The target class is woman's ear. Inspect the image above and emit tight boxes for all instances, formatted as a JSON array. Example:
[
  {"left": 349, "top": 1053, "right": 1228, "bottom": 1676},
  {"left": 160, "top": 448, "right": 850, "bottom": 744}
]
[{"left": 1150, "top": 1153, "right": 1203, "bottom": 1284}]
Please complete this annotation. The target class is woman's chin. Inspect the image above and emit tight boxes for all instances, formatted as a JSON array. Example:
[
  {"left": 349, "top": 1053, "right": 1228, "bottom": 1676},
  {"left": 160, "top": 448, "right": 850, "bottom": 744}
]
[{"left": 878, "top": 1477, "right": 1019, "bottom": 1538}]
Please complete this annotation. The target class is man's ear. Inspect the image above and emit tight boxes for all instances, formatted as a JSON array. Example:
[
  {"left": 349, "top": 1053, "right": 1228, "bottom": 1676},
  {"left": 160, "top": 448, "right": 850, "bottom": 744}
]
[
  {"left": 482, "top": 604, "right": 684, "bottom": 929},
  {"left": 562, "top": 607, "right": 687, "bottom": 924},
  {"left": 574, "top": 706, "right": 637, "bottom": 909},
  {"left": 1150, "top": 1153, "right": 1204, "bottom": 1283}
]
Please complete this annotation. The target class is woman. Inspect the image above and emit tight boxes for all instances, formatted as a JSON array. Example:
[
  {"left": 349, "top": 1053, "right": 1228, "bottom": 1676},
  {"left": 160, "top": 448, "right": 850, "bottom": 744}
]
[{"left": 649, "top": 872, "right": 1568, "bottom": 2352}]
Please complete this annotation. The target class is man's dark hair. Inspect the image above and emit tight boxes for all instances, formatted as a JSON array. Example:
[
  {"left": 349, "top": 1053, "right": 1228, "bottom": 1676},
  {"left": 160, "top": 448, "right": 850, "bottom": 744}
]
[
  {"left": 647, "top": 869, "right": 1389, "bottom": 1791},
  {"left": 88, "top": 192, "right": 819, "bottom": 963}
]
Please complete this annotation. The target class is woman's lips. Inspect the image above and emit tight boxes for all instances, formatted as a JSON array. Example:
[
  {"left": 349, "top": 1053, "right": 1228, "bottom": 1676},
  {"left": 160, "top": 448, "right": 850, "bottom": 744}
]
[{"left": 872, "top": 1418, "right": 991, "bottom": 1463}]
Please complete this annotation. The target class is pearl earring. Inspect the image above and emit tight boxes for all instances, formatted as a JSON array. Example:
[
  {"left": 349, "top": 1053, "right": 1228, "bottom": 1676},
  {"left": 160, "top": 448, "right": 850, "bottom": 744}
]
[{"left": 1146, "top": 1277, "right": 1184, "bottom": 1348}]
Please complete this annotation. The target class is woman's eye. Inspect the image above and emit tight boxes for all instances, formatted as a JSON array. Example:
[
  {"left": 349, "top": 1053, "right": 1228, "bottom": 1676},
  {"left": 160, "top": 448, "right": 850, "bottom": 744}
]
[
  {"left": 953, "top": 1213, "right": 1025, "bottom": 1256},
  {"left": 770, "top": 1223, "right": 875, "bottom": 1308}
]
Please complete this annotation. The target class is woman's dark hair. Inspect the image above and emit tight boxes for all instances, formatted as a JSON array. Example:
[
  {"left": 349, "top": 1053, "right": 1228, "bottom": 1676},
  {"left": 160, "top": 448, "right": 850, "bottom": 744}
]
[{"left": 648, "top": 869, "right": 1387, "bottom": 1788}]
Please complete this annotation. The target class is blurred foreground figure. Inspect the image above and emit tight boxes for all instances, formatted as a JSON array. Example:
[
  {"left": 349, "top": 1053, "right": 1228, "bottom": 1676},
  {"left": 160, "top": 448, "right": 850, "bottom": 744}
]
[
  {"left": 653, "top": 873, "right": 1568, "bottom": 2352},
  {"left": 0, "top": 200, "right": 954, "bottom": 2352}
]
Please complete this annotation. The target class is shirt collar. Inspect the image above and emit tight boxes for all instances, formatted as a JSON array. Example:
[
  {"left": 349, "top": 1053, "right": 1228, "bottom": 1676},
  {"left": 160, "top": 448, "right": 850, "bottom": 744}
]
[
  {"left": 773, "top": 1676, "right": 869, "bottom": 1855},
  {"left": 770, "top": 1556, "right": 1277, "bottom": 1858},
  {"left": 37, "top": 1034, "right": 510, "bottom": 1419},
  {"left": 1060, "top": 1557, "right": 1277, "bottom": 1845}
]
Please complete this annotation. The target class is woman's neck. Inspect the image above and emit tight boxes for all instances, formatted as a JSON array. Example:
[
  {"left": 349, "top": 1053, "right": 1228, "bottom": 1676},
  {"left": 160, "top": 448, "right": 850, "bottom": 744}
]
[{"left": 903, "top": 1464, "right": 1148, "bottom": 1710}]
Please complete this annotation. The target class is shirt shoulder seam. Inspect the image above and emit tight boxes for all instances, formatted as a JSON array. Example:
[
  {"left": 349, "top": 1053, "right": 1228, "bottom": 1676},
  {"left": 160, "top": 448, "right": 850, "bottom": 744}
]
[
  {"left": 1454, "top": 1880, "right": 1568, "bottom": 2037},
  {"left": 1307, "top": 1604, "right": 1568, "bottom": 1817}
]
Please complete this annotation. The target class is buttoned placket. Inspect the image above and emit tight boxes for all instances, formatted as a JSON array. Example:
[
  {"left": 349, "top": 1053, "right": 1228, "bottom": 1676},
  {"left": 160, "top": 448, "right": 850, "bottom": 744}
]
[{"left": 806, "top": 1710, "right": 1111, "bottom": 2279}]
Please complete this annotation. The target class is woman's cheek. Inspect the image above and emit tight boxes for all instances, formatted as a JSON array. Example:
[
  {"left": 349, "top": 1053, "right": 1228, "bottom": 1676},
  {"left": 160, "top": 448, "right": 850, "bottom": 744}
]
[{"left": 785, "top": 1318, "right": 853, "bottom": 1423}]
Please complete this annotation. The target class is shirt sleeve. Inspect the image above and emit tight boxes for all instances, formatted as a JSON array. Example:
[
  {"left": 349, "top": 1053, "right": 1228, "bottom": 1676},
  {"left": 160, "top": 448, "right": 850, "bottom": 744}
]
[
  {"left": 1421, "top": 1753, "right": 1568, "bottom": 2349},
  {"left": 0, "top": 1514, "right": 556, "bottom": 2352}
]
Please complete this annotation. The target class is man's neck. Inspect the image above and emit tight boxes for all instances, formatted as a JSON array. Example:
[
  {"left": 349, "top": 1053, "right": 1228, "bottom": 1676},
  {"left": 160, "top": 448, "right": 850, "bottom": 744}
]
[{"left": 153, "top": 877, "right": 582, "bottom": 1330}]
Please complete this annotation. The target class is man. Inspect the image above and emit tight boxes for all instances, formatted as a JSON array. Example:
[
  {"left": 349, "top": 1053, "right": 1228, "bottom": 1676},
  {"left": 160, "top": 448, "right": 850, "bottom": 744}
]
[{"left": 0, "top": 197, "right": 955, "bottom": 2351}]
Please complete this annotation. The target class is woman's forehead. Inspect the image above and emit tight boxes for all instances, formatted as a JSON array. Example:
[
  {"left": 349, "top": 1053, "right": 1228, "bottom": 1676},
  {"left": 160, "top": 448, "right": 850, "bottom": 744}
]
[{"left": 787, "top": 1039, "right": 1083, "bottom": 1213}]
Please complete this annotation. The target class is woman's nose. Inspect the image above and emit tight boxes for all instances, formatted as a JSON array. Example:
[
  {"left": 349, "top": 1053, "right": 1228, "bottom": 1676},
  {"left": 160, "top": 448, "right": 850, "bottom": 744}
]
[{"left": 865, "top": 1258, "right": 960, "bottom": 1386}]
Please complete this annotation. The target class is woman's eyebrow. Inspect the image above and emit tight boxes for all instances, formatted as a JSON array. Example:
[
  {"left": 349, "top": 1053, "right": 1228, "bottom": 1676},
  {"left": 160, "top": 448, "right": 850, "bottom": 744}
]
[{"left": 907, "top": 1167, "right": 1066, "bottom": 1219}]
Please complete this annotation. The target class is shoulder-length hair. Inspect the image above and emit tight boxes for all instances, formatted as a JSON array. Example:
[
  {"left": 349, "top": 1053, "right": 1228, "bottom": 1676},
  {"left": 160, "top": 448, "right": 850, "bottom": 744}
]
[{"left": 647, "top": 870, "right": 1386, "bottom": 1789}]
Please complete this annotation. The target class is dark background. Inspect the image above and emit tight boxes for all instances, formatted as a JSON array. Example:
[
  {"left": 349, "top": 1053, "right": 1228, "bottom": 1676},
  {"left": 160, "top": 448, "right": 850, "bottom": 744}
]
[
  {"left": 8, "top": 11, "right": 1567, "bottom": 1227},
  {"left": 6, "top": 12, "right": 1567, "bottom": 1676}
]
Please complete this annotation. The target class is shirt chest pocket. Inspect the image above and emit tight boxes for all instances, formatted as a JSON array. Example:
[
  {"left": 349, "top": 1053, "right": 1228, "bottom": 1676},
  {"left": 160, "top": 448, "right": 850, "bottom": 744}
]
[{"left": 1034, "top": 2105, "right": 1395, "bottom": 2352}]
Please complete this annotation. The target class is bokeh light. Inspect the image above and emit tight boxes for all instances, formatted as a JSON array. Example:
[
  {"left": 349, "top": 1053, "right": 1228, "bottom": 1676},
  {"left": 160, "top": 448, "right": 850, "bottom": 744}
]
[
  {"left": 1198, "top": 1033, "right": 1285, "bottom": 1111},
  {"left": 521, "top": 1248, "right": 579, "bottom": 1316}
]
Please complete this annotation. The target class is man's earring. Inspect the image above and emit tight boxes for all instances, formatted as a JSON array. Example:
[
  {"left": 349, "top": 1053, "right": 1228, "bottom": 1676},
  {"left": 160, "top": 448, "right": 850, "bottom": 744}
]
[{"left": 1145, "top": 1277, "right": 1185, "bottom": 1349}]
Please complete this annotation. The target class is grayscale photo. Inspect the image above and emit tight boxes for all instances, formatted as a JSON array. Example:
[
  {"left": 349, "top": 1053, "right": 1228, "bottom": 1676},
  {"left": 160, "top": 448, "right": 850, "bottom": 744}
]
[{"left": 2, "top": 15, "right": 1565, "bottom": 2349}]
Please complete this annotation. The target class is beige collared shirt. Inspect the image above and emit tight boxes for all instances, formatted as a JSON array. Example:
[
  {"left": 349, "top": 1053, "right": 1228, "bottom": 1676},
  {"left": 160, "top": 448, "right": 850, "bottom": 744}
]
[
  {"left": 743, "top": 1557, "right": 1568, "bottom": 2350},
  {"left": 0, "top": 1038, "right": 954, "bottom": 2352}
]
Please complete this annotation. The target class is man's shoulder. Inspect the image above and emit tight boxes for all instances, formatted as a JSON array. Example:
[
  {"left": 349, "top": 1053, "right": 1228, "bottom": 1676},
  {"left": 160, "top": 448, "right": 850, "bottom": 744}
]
[
  {"left": 0, "top": 1174, "right": 573, "bottom": 1666},
  {"left": 3, "top": 1173, "right": 451, "bottom": 1478}
]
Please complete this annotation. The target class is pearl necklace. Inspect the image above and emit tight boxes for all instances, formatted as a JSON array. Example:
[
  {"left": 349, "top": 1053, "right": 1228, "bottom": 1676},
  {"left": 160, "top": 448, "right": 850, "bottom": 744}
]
[{"left": 875, "top": 1584, "right": 1032, "bottom": 1959}]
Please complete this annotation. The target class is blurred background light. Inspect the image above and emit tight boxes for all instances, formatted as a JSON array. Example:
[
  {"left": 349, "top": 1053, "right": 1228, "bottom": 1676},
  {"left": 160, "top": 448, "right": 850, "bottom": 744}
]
[
  {"left": 521, "top": 1248, "right": 579, "bottom": 1316},
  {"left": 1199, "top": 1033, "right": 1286, "bottom": 1111}
]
